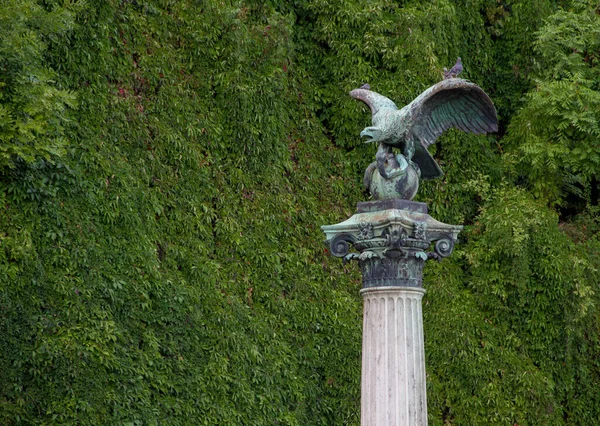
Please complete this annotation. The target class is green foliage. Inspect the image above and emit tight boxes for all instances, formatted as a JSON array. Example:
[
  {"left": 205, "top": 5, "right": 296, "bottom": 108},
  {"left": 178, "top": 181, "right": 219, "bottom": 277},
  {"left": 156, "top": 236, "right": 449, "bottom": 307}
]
[
  {"left": 505, "top": 3, "right": 600, "bottom": 205},
  {"left": 460, "top": 187, "right": 600, "bottom": 424},
  {"left": 483, "top": 0, "right": 556, "bottom": 119},
  {"left": 425, "top": 186, "right": 600, "bottom": 425},
  {"left": 0, "top": 0, "right": 78, "bottom": 167},
  {"left": 1, "top": 0, "right": 600, "bottom": 425}
]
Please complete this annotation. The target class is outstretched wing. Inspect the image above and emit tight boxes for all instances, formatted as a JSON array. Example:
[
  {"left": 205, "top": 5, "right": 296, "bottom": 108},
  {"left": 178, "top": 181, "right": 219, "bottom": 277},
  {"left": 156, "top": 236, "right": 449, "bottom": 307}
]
[
  {"left": 349, "top": 88, "right": 398, "bottom": 115},
  {"left": 407, "top": 78, "right": 498, "bottom": 179}
]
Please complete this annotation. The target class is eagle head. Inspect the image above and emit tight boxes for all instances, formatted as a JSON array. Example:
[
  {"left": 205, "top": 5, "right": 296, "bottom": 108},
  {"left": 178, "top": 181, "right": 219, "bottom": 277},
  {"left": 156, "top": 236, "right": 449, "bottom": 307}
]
[{"left": 360, "top": 126, "right": 383, "bottom": 143}]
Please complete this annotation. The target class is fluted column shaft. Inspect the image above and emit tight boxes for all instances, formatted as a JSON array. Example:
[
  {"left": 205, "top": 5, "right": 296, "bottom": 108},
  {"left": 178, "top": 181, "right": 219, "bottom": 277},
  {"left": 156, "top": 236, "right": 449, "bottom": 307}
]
[{"left": 361, "top": 287, "right": 427, "bottom": 426}]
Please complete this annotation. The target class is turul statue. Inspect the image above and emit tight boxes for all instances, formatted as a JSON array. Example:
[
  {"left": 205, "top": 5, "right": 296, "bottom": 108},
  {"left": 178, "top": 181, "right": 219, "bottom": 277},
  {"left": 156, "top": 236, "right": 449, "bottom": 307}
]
[
  {"left": 323, "top": 69, "right": 500, "bottom": 426},
  {"left": 351, "top": 78, "right": 498, "bottom": 200}
]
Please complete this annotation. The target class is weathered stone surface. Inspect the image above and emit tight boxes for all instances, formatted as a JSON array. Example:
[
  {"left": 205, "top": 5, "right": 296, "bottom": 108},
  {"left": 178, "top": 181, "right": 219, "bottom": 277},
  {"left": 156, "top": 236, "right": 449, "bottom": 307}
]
[{"left": 361, "top": 287, "right": 427, "bottom": 426}]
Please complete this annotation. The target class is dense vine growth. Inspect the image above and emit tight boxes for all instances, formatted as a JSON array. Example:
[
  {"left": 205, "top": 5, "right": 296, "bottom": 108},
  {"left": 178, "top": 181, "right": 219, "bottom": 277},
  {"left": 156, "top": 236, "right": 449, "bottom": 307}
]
[{"left": 1, "top": 0, "right": 599, "bottom": 424}]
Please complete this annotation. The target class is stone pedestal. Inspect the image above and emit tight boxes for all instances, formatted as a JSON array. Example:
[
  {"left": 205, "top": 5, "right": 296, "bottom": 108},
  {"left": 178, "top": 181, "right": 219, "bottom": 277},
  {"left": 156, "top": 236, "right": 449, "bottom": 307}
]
[{"left": 322, "top": 199, "right": 462, "bottom": 426}]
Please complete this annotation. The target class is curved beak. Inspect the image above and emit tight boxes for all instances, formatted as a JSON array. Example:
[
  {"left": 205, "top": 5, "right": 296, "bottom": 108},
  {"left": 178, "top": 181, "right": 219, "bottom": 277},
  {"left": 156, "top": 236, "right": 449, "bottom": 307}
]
[{"left": 360, "top": 126, "right": 380, "bottom": 143}]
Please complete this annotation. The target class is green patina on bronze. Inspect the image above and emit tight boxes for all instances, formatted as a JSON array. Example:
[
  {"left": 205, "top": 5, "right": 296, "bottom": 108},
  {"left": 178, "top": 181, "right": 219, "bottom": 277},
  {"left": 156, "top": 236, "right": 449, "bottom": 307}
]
[
  {"left": 323, "top": 78, "right": 497, "bottom": 287},
  {"left": 351, "top": 78, "right": 498, "bottom": 200},
  {"left": 321, "top": 199, "right": 463, "bottom": 288}
]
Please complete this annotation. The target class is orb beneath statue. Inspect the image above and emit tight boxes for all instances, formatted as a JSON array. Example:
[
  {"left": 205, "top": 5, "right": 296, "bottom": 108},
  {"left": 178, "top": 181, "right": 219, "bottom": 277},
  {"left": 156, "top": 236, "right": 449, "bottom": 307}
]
[{"left": 366, "top": 154, "right": 420, "bottom": 201}]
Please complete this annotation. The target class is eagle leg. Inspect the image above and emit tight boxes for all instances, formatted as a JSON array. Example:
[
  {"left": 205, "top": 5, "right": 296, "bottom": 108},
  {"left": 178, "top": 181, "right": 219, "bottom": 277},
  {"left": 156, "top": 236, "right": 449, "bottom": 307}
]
[
  {"left": 376, "top": 146, "right": 390, "bottom": 179},
  {"left": 376, "top": 144, "right": 401, "bottom": 180},
  {"left": 404, "top": 138, "right": 421, "bottom": 178},
  {"left": 363, "top": 161, "right": 377, "bottom": 192},
  {"left": 404, "top": 138, "right": 415, "bottom": 162}
]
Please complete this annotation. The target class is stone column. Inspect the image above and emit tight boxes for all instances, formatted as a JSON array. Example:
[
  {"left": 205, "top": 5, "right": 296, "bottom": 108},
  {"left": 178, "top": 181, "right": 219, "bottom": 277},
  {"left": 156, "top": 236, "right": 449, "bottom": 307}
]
[
  {"left": 322, "top": 199, "right": 462, "bottom": 426},
  {"left": 361, "top": 287, "right": 427, "bottom": 426}
]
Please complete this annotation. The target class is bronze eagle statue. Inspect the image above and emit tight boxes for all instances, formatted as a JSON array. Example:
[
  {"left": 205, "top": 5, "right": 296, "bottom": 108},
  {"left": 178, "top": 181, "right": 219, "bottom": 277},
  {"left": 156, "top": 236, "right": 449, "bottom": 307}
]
[{"left": 350, "top": 78, "right": 498, "bottom": 200}]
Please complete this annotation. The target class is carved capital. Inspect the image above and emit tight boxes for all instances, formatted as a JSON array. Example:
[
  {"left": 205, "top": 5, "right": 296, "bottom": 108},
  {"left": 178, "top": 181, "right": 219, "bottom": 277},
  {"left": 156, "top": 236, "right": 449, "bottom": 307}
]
[{"left": 322, "top": 200, "right": 462, "bottom": 288}]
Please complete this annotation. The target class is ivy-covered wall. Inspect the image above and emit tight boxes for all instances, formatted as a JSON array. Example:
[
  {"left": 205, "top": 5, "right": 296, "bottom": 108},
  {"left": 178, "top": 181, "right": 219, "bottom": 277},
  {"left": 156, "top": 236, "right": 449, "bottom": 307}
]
[{"left": 1, "top": 0, "right": 599, "bottom": 424}]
